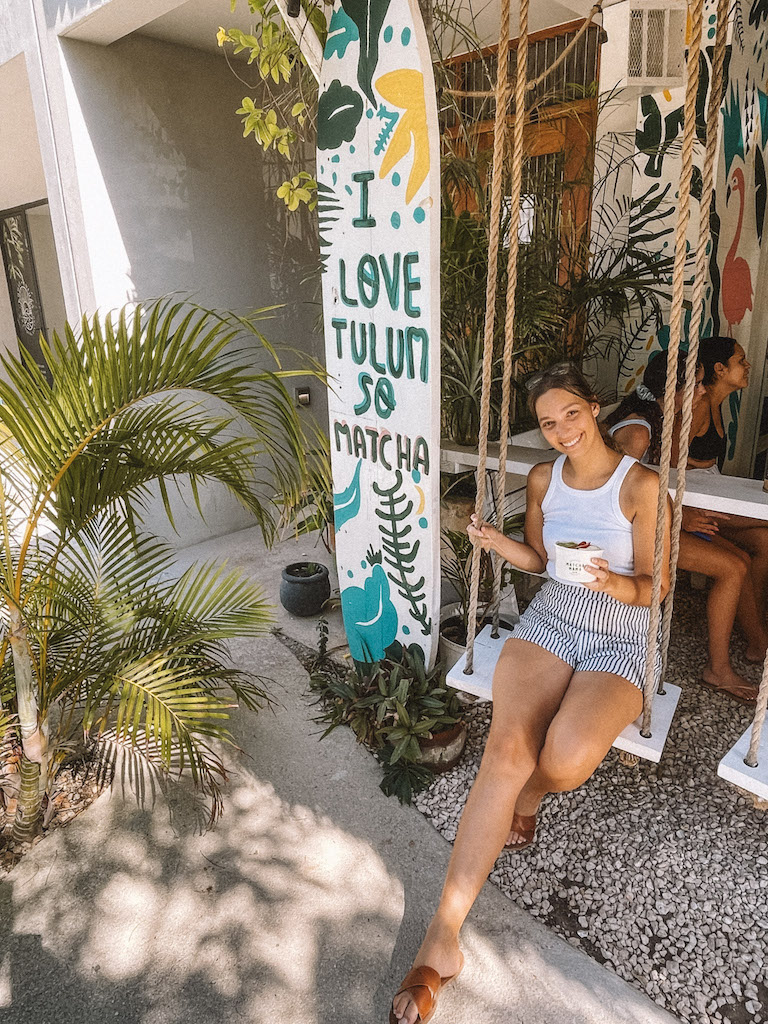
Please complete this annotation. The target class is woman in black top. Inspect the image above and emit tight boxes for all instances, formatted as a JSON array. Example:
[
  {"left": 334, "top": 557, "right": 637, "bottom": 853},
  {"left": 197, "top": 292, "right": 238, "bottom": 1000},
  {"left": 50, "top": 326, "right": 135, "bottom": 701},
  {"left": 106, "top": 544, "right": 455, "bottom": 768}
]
[
  {"left": 687, "top": 337, "right": 768, "bottom": 667},
  {"left": 607, "top": 350, "right": 766, "bottom": 701}
]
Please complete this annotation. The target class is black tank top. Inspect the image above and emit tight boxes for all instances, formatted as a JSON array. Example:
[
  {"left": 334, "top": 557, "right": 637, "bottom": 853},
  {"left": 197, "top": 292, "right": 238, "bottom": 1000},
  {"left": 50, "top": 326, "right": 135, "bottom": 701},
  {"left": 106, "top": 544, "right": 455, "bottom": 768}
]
[{"left": 689, "top": 404, "right": 726, "bottom": 462}]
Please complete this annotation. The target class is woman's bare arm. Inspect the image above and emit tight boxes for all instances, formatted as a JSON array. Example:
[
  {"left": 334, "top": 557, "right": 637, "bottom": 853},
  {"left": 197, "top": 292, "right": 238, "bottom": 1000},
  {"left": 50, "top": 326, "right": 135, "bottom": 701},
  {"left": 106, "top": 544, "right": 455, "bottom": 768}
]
[{"left": 466, "top": 463, "right": 550, "bottom": 574}]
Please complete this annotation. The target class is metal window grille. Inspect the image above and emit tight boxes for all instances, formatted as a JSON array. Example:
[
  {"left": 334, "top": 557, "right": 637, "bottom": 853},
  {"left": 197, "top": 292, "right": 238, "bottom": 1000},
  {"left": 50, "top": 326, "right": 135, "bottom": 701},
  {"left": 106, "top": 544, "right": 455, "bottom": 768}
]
[
  {"left": 627, "top": 4, "right": 686, "bottom": 84},
  {"left": 441, "top": 23, "right": 603, "bottom": 130}
]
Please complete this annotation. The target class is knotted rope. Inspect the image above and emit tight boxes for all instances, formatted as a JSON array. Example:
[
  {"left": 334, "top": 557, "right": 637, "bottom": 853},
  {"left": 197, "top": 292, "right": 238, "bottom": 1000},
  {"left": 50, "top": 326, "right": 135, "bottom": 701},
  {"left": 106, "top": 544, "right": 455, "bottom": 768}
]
[
  {"left": 640, "top": 0, "right": 704, "bottom": 735},
  {"left": 658, "top": 0, "right": 728, "bottom": 684},
  {"left": 746, "top": 655, "right": 768, "bottom": 767},
  {"left": 491, "top": 0, "right": 529, "bottom": 634},
  {"left": 465, "top": 0, "right": 530, "bottom": 672}
]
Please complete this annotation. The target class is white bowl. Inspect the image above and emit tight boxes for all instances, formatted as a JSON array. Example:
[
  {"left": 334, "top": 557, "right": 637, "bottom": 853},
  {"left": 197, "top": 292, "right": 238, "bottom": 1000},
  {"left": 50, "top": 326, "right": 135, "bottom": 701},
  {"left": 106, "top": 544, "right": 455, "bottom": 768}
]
[{"left": 555, "top": 542, "right": 604, "bottom": 583}]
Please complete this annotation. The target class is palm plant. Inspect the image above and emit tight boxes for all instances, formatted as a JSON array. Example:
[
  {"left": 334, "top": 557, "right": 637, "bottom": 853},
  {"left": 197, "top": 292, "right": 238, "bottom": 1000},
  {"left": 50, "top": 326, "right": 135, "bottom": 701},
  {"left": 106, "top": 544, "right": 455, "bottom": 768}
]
[{"left": 0, "top": 299, "right": 317, "bottom": 841}]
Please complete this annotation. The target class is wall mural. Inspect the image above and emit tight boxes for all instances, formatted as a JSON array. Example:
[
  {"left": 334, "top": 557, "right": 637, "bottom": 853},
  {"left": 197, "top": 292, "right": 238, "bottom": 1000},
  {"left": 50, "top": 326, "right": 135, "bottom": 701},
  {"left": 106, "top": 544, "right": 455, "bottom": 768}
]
[
  {"left": 317, "top": 0, "right": 440, "bottom": 667},
  {"left": 615, "top": 0, "right": 768, "bottom": 466}
]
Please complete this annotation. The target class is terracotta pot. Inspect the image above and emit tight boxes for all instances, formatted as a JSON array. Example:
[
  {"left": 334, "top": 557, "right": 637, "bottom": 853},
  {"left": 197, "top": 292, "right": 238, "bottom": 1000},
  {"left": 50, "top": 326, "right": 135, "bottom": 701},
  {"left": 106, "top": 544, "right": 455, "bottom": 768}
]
[{"left": 417, "top": 722, "right": 467, "bottom": 773}]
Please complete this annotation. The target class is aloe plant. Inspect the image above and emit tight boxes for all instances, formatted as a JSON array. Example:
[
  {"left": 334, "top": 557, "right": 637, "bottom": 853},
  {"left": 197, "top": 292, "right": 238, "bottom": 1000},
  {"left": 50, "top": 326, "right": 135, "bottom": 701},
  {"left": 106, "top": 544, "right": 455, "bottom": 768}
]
[{"left": 0, "top": 300, "right": 317, "bottom": 840}]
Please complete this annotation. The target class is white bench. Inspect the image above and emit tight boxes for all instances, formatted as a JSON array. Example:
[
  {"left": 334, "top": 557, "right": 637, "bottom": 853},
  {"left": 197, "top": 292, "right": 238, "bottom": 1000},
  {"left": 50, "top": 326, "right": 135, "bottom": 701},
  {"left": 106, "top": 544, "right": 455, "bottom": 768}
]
[
  {"left": 440, "top": 437, "right": 768, "bottom": 522},
  {"left": 441, "top": 433, "right": 768, "bottom": 782}
]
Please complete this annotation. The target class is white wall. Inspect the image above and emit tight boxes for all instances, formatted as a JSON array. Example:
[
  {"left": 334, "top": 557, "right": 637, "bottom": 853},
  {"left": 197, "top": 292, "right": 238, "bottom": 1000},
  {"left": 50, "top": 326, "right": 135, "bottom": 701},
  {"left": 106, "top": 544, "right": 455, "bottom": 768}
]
[{"left": 57, "top": 32, "right": 324, "bottom": 544}]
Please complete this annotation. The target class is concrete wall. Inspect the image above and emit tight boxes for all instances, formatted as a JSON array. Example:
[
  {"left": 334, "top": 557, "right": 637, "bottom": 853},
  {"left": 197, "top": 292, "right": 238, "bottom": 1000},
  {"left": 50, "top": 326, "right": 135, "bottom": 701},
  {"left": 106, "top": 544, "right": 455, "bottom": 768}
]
[
  {"left": 56, "top": 31, "right": 324, "bottom": 543},
  {"left": 0, "top": 1, "right": 326, "bottom": 548}
]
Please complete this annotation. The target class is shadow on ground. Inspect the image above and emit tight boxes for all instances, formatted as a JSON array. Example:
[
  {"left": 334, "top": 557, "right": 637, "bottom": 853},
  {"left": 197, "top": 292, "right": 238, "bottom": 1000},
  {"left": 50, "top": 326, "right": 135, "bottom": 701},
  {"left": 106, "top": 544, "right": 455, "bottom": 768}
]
[{"left": 0, "top": 626, "right": 673, "bottom": 1024}]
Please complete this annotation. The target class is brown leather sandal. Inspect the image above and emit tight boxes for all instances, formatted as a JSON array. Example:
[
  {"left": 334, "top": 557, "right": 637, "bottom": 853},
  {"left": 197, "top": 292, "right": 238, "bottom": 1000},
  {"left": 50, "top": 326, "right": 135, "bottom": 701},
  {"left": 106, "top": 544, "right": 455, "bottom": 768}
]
[
  {"left": 389, "top": 959, "right": 463, "bottom": 1024},
  {"left": 503, "top": 810, "right": 537, "bottom": 851},
  {"left": 696, "top": 676, "right": 758, "bottom": 706}
]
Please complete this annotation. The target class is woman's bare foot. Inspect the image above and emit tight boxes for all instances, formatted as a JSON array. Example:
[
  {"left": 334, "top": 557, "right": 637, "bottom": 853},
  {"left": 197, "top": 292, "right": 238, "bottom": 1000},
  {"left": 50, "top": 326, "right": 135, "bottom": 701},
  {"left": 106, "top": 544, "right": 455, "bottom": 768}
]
[
  {"left": 505, "top": 794, "right": 541, "bottom": 848},
  {"left": 390, "top": 919, "right": 463, "bottom": 1024},
  {"left": 701, "top": 664, "right": 758, "bottom": 701}
]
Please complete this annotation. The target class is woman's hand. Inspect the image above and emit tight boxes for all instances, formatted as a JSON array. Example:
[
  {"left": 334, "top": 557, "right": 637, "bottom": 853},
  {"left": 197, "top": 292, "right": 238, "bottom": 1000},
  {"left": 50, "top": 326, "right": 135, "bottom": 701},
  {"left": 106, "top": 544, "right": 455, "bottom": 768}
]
[
  {"left": 467, "top": 514, "right": 500, "bottom": 552},
  {"left": 682, "top": 506, "right": 728, "bottom": 536},
  {"left": 583, "top": 556, "right": 612, "bottom": 592}
]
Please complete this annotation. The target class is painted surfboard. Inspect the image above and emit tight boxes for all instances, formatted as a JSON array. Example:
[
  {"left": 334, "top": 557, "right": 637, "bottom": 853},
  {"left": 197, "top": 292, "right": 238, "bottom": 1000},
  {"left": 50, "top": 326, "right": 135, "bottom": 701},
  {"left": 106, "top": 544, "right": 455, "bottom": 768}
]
[{"left": 317, "top": 0, "right": 440, "bottom": 666}]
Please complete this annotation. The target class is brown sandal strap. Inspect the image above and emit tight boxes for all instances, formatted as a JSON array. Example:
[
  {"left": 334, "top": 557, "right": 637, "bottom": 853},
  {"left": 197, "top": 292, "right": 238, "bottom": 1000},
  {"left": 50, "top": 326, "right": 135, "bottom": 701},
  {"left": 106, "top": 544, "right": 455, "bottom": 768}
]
[
  {"left": 511, "top": 811, "right": 537, "bottom": 841},
  {"left": 393, "top": 966, "right": 442, "bottom": 1021}
]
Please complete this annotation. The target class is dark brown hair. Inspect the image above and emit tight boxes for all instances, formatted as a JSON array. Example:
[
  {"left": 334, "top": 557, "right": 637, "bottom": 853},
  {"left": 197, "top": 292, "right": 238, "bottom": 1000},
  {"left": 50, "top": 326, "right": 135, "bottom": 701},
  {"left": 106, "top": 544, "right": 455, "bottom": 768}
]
[
  {"left": 698, "top": 336, "right": 737, "bottom": 385},
  {"left": 525, "top": 361, "right": 598, "bottom": 415},
  {"left": 604, "top": 350, "right": 691, "bottom": 464},
  {"left": 526, "top": 362, "right": 620, "bottom": 451}
]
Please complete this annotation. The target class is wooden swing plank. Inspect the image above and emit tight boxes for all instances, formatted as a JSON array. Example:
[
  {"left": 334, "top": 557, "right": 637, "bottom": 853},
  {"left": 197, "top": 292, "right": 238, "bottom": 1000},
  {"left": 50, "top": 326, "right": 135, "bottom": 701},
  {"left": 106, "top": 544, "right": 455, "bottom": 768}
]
[
  {"left": 612, "top": 684, "right": 682, "bottom": 763},
  {"left": 717, "top": 724, "right": 768, "bottom": 801},
  {"left": 446, "top": 624, "right": 682, "bottom": 763}
]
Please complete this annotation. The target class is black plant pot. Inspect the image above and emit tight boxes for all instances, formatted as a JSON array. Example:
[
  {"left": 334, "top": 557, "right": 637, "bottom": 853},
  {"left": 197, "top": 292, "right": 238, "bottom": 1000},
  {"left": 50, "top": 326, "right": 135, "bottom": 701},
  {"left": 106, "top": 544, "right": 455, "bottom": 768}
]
[{"left": 280, "top": 562, "right": 331, "bottom": 617}]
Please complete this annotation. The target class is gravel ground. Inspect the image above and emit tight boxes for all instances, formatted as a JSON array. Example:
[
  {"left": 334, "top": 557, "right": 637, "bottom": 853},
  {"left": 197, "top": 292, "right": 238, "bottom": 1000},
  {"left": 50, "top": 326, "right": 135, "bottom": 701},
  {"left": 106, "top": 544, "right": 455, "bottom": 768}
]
[{"left": 415, "top": 577, "right": 768, "bottom": 1024}]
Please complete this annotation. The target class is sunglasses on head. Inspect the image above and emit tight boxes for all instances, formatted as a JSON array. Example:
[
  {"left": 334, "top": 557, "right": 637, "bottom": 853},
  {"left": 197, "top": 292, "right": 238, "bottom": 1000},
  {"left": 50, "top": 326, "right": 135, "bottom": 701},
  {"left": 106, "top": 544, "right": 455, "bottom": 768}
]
[{"left": 524, "top": 361, "right": 575, "bottom": 392}]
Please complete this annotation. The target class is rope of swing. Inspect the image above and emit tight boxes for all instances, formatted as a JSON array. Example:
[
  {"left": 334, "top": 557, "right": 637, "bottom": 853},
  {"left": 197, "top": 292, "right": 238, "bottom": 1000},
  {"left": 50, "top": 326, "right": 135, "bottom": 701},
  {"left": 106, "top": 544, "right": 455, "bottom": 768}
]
[
  {"left": 640, "top": 0, "right": 704, "bottom": 736},
  {"left": 658, "top": 0, "right": 729, "bottom": 688},
  {"left": 464, "top": 0, "right": 529, "bottom": 673},
  {"left": 491, "top": 0, "right": 529, "bottom": 632}
]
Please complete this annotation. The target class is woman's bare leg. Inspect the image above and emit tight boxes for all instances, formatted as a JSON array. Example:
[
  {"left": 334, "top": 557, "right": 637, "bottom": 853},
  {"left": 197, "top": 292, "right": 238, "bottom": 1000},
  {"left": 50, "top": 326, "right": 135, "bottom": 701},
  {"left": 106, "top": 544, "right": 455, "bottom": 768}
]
[
  {"left": 672, "top": 534, "right": 759, "bottom": 695},
  {"left": 719, "top": 520, "right": 768, "bottom": 618},
  {"left": 508, "top": 671, "right": 643, "bottom": 845},
  {"left": 391, "top": 639, "right": 573, "bottom": 1024},
  {"left": 709, "top": 534, "right": 768, "bottom": 663}
]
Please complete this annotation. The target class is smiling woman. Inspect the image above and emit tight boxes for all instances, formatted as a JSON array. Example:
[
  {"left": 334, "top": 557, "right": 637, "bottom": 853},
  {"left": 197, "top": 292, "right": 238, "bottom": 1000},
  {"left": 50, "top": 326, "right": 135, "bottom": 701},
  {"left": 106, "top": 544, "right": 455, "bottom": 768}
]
[{"left": 390, "top": 362, "right": 672, "bottom": 1024}]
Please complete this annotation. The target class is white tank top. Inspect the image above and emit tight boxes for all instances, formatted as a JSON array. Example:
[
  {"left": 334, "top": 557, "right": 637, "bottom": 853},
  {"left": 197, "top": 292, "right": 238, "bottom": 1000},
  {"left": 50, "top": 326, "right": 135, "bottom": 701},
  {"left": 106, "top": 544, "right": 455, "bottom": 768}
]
[
  {"left": 608, "top": 418, "right": 651, "bottom": 464},
  {"left": 541, "top": 454, "right": 637, "bottom": 584}
]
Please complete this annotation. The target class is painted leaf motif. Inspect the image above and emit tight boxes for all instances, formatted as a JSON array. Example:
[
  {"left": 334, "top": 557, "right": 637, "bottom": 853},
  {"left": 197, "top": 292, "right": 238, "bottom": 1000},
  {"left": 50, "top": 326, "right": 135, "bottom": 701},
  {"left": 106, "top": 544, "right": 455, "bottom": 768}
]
[
  {"left": 317, "top": 78, "right": 364, "bottom": 150},
  {"left": 333, "top": 459, "right": 362, "bottom": 529},
  {"left": 339, "top": 0, "right": 393, "bottom": 107},
  {"left": 723, "top": 84, "right": 745, "bottom": 177},
  {"left": 341, "top": 564, "right": 399, "bottom": 662},
  {"left": 376, "top": 70, "right": 430, "bottom": 204},
  {"left": 325, "top": 6, "right": 359, "bottom": 60},
  {"left": 756, "top": 147, "right": 767, "bottom": 245}
]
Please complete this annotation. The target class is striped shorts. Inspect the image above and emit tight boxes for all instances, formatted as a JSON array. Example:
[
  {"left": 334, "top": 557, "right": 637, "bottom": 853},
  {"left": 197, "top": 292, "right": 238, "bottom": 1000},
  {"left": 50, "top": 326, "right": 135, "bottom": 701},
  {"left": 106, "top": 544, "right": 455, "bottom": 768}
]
[{"left": 511, "top": 579, "right": 661, "bottom": 691}]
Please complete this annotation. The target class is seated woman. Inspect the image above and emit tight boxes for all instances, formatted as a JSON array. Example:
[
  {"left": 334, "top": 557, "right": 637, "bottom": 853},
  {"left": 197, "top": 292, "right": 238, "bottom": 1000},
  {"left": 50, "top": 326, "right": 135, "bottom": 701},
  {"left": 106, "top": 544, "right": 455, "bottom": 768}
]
[
  {"left": 605, "top": 349, "right": 767, "bottom": 703},
  {"left": 689, "top": 338, "right": 768, "bottom": 623},
  {"left": 390, "top": 363, "right": 669, "bottom": 1024}
]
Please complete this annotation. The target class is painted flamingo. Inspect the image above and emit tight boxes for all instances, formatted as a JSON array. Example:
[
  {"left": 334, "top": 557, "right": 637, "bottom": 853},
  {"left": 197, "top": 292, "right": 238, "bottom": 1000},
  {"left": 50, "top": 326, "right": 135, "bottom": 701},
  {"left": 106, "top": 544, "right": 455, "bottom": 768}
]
[{"left": 722, "top": 166, "right": 753, "bottom": 333}]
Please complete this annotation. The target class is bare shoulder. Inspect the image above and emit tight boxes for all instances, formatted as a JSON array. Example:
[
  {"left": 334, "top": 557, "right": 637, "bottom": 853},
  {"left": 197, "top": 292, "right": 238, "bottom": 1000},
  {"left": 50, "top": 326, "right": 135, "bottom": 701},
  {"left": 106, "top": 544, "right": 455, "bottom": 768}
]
[
  {"left": 527, "top": 460, "right": 554, "bottom": 501},
  {"left": 690, "top": 394, "right": 712, "bottom": 435},
  {"left": 622, "top": 462, "right": 663, "bottom": 512},
  {"left": 612, "top": 422, "right": 651, "bottom": 459}
]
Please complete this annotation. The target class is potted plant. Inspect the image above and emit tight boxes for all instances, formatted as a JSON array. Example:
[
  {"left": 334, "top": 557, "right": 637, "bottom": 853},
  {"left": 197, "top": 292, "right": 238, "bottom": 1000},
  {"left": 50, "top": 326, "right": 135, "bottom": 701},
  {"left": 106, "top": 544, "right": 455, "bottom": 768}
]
[
  {"left": 309, "top": 645, "right": 466, "bottom": 804},
  {"left": 280, "top": 560, "right": 331, "bottom": 616}
]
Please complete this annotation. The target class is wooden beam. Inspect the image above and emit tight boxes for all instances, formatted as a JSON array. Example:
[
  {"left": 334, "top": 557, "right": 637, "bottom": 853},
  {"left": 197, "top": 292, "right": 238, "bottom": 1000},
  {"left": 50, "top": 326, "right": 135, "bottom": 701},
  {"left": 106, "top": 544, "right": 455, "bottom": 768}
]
[{"left": 273, "top": 0, "right": 324, "bottom": 82}]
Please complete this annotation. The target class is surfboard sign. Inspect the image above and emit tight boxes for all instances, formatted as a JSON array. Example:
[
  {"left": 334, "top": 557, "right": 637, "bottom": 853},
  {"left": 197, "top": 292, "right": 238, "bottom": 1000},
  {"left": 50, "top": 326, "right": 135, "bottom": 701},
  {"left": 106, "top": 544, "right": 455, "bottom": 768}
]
[{"left": 317, "top": 0, "right": 440, "bottom": 667}]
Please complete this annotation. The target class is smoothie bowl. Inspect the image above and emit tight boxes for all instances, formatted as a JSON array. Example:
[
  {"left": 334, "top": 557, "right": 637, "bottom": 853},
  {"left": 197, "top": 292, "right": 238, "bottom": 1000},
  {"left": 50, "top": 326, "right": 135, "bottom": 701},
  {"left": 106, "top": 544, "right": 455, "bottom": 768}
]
[{"left": 555, "top": 541, "right": 604, "bottom": 584}]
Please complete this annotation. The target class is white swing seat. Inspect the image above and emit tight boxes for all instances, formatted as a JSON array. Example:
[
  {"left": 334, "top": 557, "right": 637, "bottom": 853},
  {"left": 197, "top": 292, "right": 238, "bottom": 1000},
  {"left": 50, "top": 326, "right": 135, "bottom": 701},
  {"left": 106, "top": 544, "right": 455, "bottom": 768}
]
[
  {"left": 446, "top": 624, "right": 682, "bottom": 763},
  {"left": 717, "top": 724, "right": 768, "bottom": 801}
]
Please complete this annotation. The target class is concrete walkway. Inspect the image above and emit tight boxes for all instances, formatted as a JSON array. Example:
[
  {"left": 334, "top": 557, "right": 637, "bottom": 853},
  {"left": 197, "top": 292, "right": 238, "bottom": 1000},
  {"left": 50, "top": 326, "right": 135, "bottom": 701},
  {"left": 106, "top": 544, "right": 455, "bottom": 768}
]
[{"left": 0, "top": 527, "right": 680, "bottom": 1024}]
